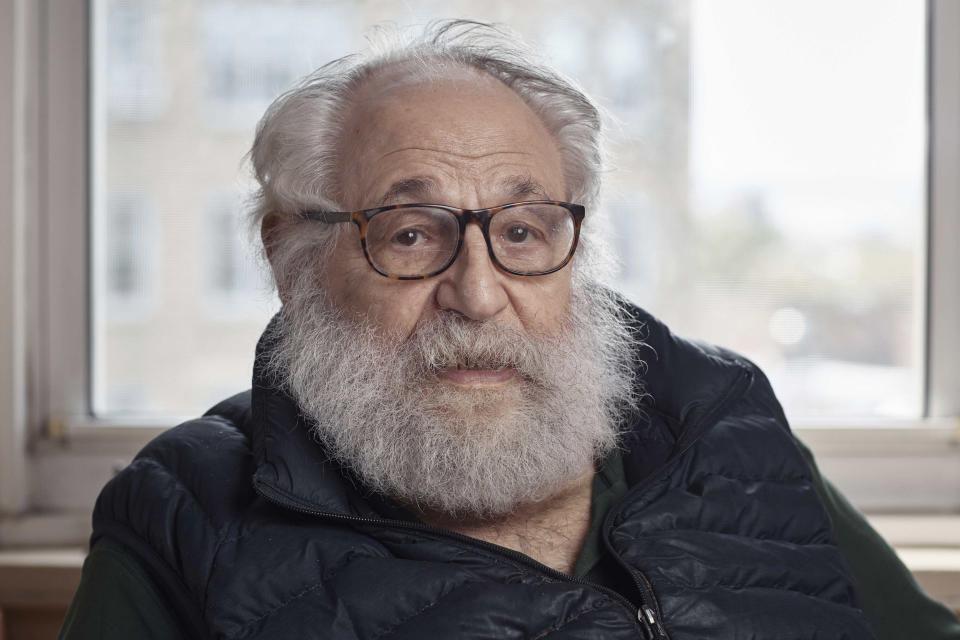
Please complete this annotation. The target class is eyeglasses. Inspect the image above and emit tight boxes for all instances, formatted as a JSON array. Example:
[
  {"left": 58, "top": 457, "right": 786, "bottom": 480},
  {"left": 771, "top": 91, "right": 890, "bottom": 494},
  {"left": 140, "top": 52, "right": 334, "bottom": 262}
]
[{"left": 300, "top": 201, "right": 585, "bottom": 280}]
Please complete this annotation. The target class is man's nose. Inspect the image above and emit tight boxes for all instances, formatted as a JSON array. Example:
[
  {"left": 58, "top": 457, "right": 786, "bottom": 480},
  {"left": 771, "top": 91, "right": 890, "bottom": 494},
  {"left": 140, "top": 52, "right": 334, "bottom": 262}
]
[{"left": 435, "top": 224, "right": 509, "bottom": 321}]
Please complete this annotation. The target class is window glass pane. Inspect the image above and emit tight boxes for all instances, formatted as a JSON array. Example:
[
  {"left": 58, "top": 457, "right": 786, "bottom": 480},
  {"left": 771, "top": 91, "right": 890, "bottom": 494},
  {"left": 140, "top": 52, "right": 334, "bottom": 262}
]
[{"left": 91, "top": 0, "right": 924, "bottom": 421}]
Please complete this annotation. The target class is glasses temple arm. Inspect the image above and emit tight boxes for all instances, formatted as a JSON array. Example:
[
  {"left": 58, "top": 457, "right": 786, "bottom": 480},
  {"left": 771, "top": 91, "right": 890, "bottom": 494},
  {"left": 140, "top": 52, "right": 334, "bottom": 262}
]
[{"left": 301, "top": 211, "right": 352, "bottom": 223}]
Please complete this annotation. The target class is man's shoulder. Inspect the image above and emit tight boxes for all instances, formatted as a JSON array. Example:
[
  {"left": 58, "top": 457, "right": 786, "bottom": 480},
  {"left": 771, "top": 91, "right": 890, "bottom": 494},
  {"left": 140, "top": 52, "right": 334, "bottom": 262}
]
[
  {"left": 89, "top": 392, "right": 264, "bottom": 637},
  {"left": 95, "top": 391, "right": 259, "bottom": 538},
  {"left": 136, "top": 390, "right": 255, "bottom": 480},
  {"left": 202, "top": 389, "right": 253, "bottom": 426}
]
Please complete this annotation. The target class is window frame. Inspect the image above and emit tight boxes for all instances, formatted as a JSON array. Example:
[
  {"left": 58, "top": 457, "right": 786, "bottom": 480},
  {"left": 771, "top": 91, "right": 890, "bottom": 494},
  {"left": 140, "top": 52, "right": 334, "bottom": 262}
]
[{"left": 1, "top": 0, "right": 958, "bottom": 543}]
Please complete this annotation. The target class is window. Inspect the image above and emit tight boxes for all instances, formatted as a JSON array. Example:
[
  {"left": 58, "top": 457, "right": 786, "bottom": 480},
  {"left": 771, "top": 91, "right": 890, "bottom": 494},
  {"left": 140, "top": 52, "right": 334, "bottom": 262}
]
[
  {"left": 104, "top": 0, "right": 166, "bottom": 121},
  {"left": 202, "top": 192, "right": 270, "bottom": 312},
  {"left": 197, "top": 3, "right": 357, "bottom": 129},
  {"left": 88, "top": 0, "right": 927, "bottom": 422},
  {"left": 101, "top": 192, "right": 158, "bottom": 315},
  {"left": 2, "top": 0, "right": 958, "bottom": 535}
]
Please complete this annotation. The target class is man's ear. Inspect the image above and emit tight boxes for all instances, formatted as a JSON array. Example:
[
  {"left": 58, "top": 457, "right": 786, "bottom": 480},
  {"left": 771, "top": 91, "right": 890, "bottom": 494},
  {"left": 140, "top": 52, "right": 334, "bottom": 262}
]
[{"left": 260, "top": 211, "right": 290, "bottom": 305}]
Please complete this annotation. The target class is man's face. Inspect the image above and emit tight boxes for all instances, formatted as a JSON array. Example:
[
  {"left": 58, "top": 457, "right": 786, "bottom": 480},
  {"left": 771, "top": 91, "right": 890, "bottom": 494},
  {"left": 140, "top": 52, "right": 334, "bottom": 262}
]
[
  {"left": 325, "top": 70, "right": 573, "bottom": 355},
  {"left": 268, "top": 70, "right": 632, "bottom": 519}
]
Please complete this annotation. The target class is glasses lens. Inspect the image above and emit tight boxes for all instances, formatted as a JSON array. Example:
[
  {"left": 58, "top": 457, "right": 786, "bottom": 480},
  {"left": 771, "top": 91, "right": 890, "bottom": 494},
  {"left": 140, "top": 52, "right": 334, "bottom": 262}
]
[
  {"left": 490, "top": 204, "right": 575, "bottom": 274},
  {"left": 365, "top": 207, "right": 459, "bottom": 277}
]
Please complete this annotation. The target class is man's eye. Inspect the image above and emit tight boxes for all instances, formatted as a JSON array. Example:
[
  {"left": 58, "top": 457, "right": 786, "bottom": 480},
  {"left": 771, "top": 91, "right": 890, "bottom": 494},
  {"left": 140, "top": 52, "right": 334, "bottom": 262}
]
[
  {"left": 505, "top": 225, "right": 531, "bottom": 243},
  {"left": 393, "top": 229, "right": 422, "bottom": 246}
]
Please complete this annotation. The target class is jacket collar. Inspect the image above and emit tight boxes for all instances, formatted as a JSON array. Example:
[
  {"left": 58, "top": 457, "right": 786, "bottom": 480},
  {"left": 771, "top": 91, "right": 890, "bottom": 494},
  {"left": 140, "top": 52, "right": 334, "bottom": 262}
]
[
  {"left": 248, "top": 299, "right": 753, "bottom": 516},
  {"left": 614, "top": 302, "right": 754, "bottom": 486}
]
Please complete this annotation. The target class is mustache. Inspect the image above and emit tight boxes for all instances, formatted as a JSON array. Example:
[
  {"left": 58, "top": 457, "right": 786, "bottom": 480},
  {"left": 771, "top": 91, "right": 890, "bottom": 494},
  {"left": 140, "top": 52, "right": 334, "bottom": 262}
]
[{"left": 403, "top": 312, "right": 558, "bottom": 378}]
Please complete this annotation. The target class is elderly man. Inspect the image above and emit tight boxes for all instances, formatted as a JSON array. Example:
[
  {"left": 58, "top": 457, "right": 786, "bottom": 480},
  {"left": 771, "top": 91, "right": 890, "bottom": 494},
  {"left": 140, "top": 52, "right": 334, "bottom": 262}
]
[{"left": 61, "top": 21, "right": 958, "bottom": 640}]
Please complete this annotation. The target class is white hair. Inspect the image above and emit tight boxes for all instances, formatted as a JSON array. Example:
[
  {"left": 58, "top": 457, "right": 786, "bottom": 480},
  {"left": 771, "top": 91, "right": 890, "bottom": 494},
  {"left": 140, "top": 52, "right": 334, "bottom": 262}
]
[{"left": 248, "top": 20, "right": 611, "bottom": 289}]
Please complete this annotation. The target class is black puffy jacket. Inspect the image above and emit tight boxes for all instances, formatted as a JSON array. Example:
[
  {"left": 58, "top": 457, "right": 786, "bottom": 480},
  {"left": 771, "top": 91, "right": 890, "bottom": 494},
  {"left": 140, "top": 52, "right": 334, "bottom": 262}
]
[{"left": 92, "top": 304, "right": 876, "bottom": 639}]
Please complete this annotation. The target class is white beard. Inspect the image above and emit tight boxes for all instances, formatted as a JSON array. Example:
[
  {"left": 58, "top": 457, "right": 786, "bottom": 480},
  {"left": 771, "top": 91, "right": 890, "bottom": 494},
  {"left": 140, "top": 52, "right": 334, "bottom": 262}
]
[{"left": 267, "top": 282, "right": 636, "bottom": 520}]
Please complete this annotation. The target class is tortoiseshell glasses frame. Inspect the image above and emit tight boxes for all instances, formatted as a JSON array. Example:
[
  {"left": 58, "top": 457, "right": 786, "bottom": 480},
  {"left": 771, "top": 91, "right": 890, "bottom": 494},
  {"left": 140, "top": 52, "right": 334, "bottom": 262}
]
[{"left": 300, "top": 200, "right": 586, "bottom": 280}]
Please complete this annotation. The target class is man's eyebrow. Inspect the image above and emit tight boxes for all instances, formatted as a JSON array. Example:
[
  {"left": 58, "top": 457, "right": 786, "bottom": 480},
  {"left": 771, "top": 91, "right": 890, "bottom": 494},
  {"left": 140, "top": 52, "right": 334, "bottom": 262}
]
[
  {"left": 378, "top": 177, "right": 436, "bottom": 205},
  {"left": 502, "top": 176, "right": 552, "bottom": 201}
]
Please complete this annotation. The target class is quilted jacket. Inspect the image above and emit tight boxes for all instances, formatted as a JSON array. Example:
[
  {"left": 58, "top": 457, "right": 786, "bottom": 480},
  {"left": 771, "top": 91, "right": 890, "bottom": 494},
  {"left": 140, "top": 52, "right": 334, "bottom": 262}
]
[{"left": 92, "top": 303, "right": 877, "bottom": 639}]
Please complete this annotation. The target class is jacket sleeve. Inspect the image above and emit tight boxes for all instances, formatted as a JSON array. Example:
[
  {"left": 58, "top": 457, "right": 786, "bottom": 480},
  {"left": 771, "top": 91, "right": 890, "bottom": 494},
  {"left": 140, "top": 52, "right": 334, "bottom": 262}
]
[
  {"left": 58, "top": 538, "right": 186, "bottom": 640},
  {"left": 794, "top": 437, "right": 960, "bottom": 640}
]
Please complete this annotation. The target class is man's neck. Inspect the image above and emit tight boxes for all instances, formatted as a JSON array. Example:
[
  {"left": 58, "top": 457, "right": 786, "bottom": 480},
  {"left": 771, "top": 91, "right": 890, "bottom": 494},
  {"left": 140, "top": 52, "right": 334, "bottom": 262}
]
[{"left": 417, "top": 466, "right": 595, "bottom": 575}]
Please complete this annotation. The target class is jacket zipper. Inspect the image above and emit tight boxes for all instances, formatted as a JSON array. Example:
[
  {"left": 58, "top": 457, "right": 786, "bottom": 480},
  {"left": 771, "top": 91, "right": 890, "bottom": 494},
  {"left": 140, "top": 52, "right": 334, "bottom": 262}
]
[
  {"left": 599, "top": 492, "right": 670, "bottom": 639},
  {"left": 254, "top": 481, "right": 657, "bottom": 638}
]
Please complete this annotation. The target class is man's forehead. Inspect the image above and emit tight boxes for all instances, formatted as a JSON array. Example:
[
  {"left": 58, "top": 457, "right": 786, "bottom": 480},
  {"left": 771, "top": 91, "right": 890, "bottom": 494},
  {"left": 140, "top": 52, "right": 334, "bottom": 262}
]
[
  {"left": 337, "top": 67, "right": 567, "bottom": 209},
  {"left": 346, "top": 62, "right": 550, "bottom": 144},
  {"left": 377, "top": 175, "right": 553, "bottom": 206}
]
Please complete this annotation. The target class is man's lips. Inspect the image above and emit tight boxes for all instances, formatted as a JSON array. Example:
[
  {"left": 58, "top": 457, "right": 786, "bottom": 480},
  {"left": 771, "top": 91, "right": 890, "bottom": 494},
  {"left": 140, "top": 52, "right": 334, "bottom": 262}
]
[{"left": 436, "top": 366, "right": 517, "bottom": 386}]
